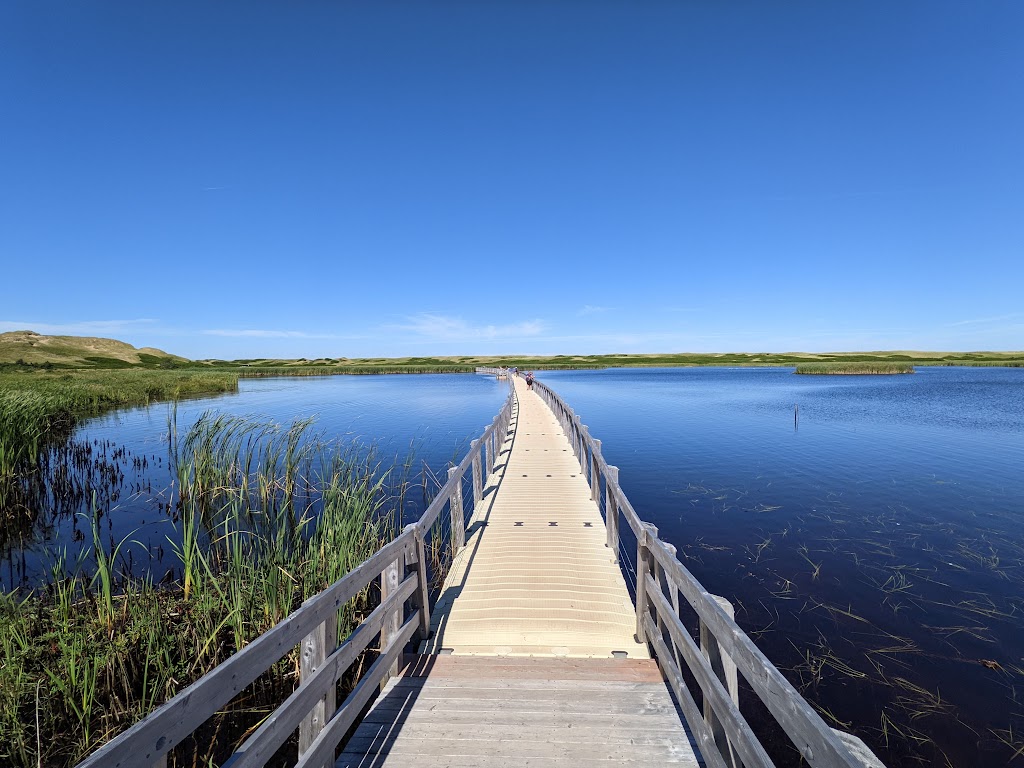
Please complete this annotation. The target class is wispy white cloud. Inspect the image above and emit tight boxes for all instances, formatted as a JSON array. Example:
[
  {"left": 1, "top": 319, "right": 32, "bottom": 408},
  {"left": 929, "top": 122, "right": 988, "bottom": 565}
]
[
  {"left": 202, "top": 328, "right": 357, "bottom": 339},
  {"left": 0, "top": 319, "right": 159, "bottom": 335},
  {"left": 577, "top": 305, "right": 610, "bottom": 316},
  {"left": 946, "top": 313, "right": 1022, "bottom": 327},
  {"left": 394, "top": 313, "right": 544, "bottom": 341}
]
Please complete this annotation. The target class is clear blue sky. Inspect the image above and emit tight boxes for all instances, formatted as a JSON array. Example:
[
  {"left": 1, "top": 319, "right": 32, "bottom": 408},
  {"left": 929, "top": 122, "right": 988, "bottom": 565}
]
[{"left": 2, "top": 2, "right": 1022, "bottom": 359}]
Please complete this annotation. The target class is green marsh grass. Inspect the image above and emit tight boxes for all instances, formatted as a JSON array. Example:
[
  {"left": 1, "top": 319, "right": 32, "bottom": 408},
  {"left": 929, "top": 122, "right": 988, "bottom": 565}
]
[
  {"left": 794, "top": 362, "right": 915, "bottom": 375},
  {"left": 0, "top": 412, "right": 401, "bottom": 768},
  {"left": 0, "top": 369, "right": 237, "bottom": 518}
]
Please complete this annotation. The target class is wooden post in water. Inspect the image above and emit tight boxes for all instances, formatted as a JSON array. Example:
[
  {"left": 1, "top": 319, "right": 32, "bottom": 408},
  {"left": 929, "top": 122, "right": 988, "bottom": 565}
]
[
  {"left": 701, "top": 595, "right": 741, "bottom": 768},
  {"left": 471, "top": 439, "right": 483, "bottom": 507},
  {"left": 379, "top": 556, "right": 402, "bottom": 693},
  {"left": 298, "top": 602, "right": 338, "bottom": 765},
  {"left": 605, "top": 466, "right": 619, "bottom": 563},
  {"left": 448, "top": 466, "right": 465, "bottom": 550}
]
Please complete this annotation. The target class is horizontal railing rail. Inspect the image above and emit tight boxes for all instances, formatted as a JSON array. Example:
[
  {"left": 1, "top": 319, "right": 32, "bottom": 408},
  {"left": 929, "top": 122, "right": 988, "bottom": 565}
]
[
  {"left": 77, "top": 379, "right": 516, "bottom": 768},
  {"left": 532, "top": 379, "right": 884, "bottom": 768}
]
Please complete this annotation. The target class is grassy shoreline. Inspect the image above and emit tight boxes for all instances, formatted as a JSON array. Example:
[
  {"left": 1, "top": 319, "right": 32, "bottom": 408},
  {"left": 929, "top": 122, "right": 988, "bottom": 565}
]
[
  {"left": 0, "top": 414, "right": 405, "bottom": 768},
  {"left": 0, "top": 370, "right": 238, "bottom": 517},
  {"left": 207, "top": 351, "right": 1024, "bottom": 376},
  {"left": 794, "top": 362, "right": 916, "bottom": 375}
]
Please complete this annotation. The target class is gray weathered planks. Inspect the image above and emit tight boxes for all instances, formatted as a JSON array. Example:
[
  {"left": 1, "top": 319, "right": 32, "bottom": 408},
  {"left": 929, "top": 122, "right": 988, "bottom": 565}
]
[
  {"left": 337, "top": 656, "right": 702, "bottom": 768},
  {"left": 77, "top": 372, "right": 887, "bottom": 768}
]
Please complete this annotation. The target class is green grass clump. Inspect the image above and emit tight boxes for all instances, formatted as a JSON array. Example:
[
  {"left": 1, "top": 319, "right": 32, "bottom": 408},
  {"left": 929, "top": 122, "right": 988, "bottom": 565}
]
[
  {"left": 200, "top": 350, "right": 1024, "bottom": 374},
  {"left": 794, "top": 362, "right": 915, "bottom": 375},
  {"left": 0, "top": 414, "right": 397, "bottom": 768},
  {"left": 0, "top": 370, "right": 238, "bottom": 516}
]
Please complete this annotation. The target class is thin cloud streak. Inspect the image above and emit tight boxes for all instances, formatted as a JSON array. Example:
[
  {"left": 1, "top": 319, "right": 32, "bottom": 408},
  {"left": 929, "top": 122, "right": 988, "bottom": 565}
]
[
  {"left": 577, "top": 305, "right": 610, "bottom": 316},
  {"left": 0, "top": 319, "right": 159, "bottom": 335},
  {"left": 947, "top": 313, "right": 1022, "bottom": 327},
  {"left": 392, "top": 313, "right": 545, "bottom": 341},
  {"left": 202, "top": 329, "right": 359, "bottom": 340}
]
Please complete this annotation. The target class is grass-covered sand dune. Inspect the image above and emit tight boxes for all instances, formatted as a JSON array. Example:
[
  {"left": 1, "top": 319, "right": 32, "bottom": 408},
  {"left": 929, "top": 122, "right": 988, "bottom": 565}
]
[
  {"left": 3, "top": 331, "right": 1022, "bottom": 373},
  {"left": 201, "top": 349, "right": 1024, "bottom": 375},
  {"left": 0, "top": 330, "right": 185, "bottom": 368}
]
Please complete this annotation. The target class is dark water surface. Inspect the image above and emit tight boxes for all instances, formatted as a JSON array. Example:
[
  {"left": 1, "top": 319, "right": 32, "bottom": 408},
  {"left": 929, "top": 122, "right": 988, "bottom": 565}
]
[
  {"left": 3, "top": 373, "right": 508, "bottom": 589},
  {"left": 6, "top": 367, "right": 1024, "bottom": 766},
  {"left": 540, "top": 366, "right": 1024, "bottom": 767}
]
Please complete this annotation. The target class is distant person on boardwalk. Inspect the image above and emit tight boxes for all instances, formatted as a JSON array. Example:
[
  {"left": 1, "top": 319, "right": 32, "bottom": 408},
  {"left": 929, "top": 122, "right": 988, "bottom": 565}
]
[{"left": 526, "top": 371, "right": 534, "bottom": 390}]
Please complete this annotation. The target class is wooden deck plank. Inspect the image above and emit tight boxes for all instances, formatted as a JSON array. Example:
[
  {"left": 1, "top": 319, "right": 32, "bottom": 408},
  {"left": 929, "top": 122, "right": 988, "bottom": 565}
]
[
  {"left": 425, "top": 376, "right": 645, "bottom": 659},
  {"left": 338, "top": 657, "right": 702, "bottom": 768},
  {"left": 338, "top": 377, "right": 702, "bottom": 768}
]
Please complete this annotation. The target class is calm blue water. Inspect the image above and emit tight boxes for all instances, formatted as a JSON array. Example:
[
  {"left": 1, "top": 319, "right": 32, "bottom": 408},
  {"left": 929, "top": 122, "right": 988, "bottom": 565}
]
[
  {"left": 5, "top": 366, "right": 1023, "bottom": 766},
  {"left": 540, "top": 366, "right": 1024, "bottom": 767},
  {"left": 3, "top": 373, "right": 508, "bottom": 589}
]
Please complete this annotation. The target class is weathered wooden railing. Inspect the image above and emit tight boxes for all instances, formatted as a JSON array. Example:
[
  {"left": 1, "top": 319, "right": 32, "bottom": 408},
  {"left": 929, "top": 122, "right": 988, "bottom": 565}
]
[
  {"left": 76, "top": 381, "right": 516, "bottom": 768},
  {"left": 474, "top": 365, "right": 508, "bottom": 377},
  {"left": 532, "top": 379, "right": 885, "bottom": 768}
]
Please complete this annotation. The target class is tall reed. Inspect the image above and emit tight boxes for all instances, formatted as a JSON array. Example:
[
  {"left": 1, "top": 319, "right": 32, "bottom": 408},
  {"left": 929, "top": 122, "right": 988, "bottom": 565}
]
[
  {"left": 0, "top": 412, "right": 396, "bottom": 768},
  {"left": 0, "top": 369, "right": 237, "bottom": 518}
]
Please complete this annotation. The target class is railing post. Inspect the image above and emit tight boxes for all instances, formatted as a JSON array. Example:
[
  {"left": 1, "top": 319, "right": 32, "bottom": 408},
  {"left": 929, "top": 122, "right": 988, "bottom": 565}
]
[
  {"left": 298, "top": 598, "right": 338, "bottom": 765},
  {"left": 471, "top": 439, "right": 483, "bottom": 506},
  {"left": 832, "top": 730, "right": 887, "bottom": 767},
  {"left": 448, "top": 466, "right": 465, "bottom": 550},
  {"left": 635, "top": 523, "right": 657, "bottom": 644},
  {"left": 411, "top": 526, "right": 431, "bottom": 642},
  {"left": 579, "top": 425, "right": 591, "bottom": 480},
  {"left": 590, "top": 438, "right": 601, "bottom": 502},
  {"left": 701, "top": 595, "right": 741, "bottom": 768},
  {"left": 605, "top": 466, "right": 619, "bottom": 563},
  {"left": 571, "top": 416, "right": 582, "bottom": 462},
  {"left": 379, "top": 553, "right": 403, "bottom": 693}
]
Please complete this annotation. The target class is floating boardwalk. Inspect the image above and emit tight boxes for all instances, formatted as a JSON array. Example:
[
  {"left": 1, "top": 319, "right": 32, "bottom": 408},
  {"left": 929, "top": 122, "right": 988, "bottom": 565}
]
[
  {"left": 78, "top": 371, "right": 885, "bottom": 768},
  {"left": 425, "top": 376, "right": 644, "bottom": 658},
  {"left": 340, "top": 377, "right": 698, "bottom": 766}
]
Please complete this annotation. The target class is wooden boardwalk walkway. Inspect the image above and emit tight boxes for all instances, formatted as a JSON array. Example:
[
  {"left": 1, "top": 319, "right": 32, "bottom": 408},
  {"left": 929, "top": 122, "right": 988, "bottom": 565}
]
[
  {"left": 78, "top": 371, "right": 884, "bottom": 768},
  {"left": 426, "top": 376, "right": 645, "bottom": 658},
  {"left": 342, "top": 376, "right": 701, "bottom": 766}
]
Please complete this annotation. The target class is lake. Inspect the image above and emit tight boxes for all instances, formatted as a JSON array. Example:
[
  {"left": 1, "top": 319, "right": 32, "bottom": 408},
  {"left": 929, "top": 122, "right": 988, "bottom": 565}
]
[
  {"left": 540, "top": 366, "right": 1024, "bottom": 767},
  {"left": 5, "top": 366, "right": 1023, "bottom": 766}
]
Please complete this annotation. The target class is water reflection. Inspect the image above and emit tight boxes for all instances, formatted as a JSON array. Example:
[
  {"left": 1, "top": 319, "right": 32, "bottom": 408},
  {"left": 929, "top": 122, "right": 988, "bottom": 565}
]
[
  {"left": 540, "top": 366, "right": 1024, "bottom": 767},
  {"left": 2, "top": 373, "right": 507, "bottom": 589}
]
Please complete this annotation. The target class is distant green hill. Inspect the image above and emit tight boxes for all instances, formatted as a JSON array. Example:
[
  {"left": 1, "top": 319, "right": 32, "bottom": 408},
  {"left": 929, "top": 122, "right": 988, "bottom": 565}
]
[{"left": 0, "top": 330, "right": 187, "bottom": 369}]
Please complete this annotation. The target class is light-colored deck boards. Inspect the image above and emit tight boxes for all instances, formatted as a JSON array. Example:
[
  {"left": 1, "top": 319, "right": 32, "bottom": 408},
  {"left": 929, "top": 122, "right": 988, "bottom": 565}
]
[
  {"left": 425, "top": 376, "right": 645, "bottom": 659},
  {"left": 338, "top": 378, "right": 701, "bottom": 768}
]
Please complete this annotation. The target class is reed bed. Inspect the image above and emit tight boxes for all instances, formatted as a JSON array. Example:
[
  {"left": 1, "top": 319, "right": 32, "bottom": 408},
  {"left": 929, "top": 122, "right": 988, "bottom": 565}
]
[
  {"left": 794, "top": 362, "right": 915, "bottom": 375},
  {"left": 0, "top": 412, "right": 399, "bottom": 768},
  {"left": 0, "top": 370, "right": 237, "bottom": 517},
  {"left": 238, "top": 365, "right": 475, "bottom": 377}
]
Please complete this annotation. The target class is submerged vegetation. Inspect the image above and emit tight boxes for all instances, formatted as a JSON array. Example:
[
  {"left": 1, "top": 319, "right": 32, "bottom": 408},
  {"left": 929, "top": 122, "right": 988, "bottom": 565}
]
[
  {"left": 0, "top": 413, "right": 401, "bottom": 768},
  {"left": 795, "top": 362, "right": 915, "bottom": 375},
  {"left": 0, "top": 369, "right": 238, "bottom": 519}
]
